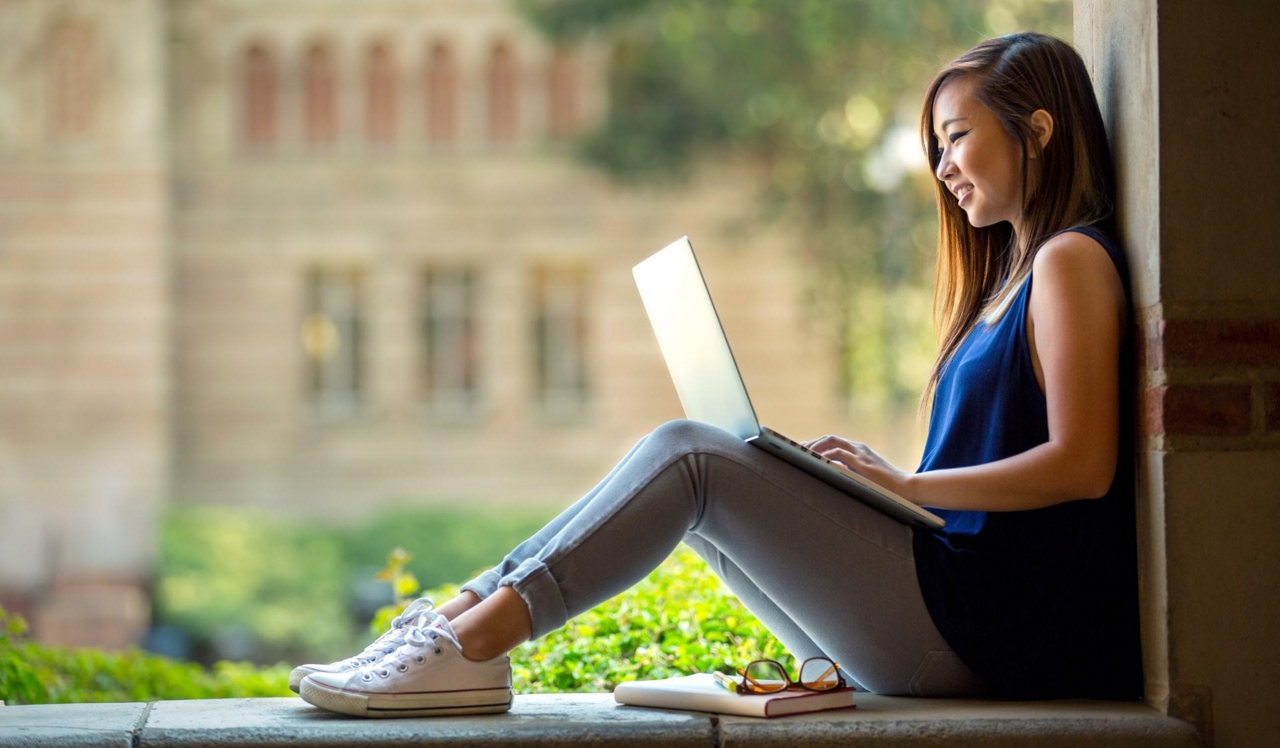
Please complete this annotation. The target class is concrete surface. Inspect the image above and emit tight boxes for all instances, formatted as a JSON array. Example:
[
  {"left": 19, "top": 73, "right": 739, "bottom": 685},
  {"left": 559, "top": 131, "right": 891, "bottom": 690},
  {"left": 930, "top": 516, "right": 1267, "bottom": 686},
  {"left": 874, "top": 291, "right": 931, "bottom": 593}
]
[
  {"left": 138, "top": 695, "right": 711, "bottom": 747},
  {"left": 0, "top": 694, "right": 1201, "bottom": 748},
  {"left": 0, "top": 701, "right": 147, "bottom": 748},
  {"left": 718, "top": 694, "right": 1203, "bottom": 747}
]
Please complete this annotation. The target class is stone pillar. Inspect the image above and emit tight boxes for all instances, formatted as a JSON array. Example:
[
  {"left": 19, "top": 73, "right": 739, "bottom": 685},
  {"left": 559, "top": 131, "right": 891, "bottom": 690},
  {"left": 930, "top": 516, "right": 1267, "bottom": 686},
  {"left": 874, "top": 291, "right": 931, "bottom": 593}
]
[
  {"left": 0, "top": 0, "right": 170, "bottom": 648},
  {"left": 1076, "top": 2, "right": 1280, "bottom": 746}
]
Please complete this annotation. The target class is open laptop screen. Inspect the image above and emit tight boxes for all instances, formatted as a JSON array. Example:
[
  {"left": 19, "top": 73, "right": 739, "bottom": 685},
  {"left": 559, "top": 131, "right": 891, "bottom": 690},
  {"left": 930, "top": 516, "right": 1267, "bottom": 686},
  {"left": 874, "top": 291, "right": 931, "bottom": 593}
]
[{"left": 632, "top": 236, "right": 761, "bottom": 440}]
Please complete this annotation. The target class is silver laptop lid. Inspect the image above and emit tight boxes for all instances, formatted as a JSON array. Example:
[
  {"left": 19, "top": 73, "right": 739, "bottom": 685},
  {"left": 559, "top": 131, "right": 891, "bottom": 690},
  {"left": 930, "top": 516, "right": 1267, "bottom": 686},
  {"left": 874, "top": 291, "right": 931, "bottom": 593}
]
[{"left": 632, "top": 237, "right": 761, "bottom": 439}]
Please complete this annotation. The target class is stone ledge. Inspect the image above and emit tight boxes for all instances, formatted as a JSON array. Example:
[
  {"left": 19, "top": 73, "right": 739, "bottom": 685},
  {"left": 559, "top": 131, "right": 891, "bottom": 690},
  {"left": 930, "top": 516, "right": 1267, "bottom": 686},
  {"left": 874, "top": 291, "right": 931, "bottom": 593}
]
[
  {"left": 719, "top": 695, "right": 1203, "bottom": 747},
  {"left": 0, "top": 693, "right": 1202, "bottom": 748}
]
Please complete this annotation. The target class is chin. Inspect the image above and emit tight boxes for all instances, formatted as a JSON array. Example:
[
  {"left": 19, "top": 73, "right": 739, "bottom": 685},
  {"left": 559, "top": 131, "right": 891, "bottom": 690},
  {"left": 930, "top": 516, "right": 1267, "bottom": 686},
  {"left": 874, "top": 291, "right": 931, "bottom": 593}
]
[{"left": 961, "top": 208, "right": 1001, "bottom": 229}]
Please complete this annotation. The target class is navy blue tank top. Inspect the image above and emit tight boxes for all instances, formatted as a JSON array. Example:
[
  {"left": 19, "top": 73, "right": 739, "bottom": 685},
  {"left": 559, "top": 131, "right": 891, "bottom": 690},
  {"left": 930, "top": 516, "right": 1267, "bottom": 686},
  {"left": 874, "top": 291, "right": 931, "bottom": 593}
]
[{"left": 912, "top": 225, "right": 1142, "bottom": 699}]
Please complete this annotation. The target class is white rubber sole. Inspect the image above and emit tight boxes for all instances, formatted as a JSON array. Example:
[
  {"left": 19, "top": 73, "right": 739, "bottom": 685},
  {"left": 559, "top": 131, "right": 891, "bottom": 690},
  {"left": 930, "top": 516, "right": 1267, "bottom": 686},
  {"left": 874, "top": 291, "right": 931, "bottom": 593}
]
[{"left": 300, "top": 677, "right": 513, "bottom": 718}]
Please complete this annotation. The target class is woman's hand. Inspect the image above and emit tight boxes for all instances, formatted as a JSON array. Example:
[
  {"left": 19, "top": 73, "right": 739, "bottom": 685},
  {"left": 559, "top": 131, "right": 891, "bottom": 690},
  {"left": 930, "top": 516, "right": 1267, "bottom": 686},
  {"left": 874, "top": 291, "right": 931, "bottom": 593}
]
[{"left": 802, "top": 435, "right": 916, "bottom": 503}]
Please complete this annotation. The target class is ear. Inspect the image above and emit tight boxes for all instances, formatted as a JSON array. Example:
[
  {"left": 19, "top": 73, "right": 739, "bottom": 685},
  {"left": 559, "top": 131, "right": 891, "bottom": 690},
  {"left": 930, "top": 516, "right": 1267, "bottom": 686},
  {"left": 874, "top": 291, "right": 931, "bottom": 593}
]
[{"left": 1029, "top": 109, "right": 1054, "bottom": 151}]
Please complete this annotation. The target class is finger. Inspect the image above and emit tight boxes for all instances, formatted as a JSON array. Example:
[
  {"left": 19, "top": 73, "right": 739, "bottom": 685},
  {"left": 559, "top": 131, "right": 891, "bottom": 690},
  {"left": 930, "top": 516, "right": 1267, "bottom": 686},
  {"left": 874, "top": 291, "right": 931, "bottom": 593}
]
[
  {"left": 827, "top": 444, "right": 857, "bottom": 459},
  {"left": 824, "top": 448, "right": 862, "bottom": 468},
  {"left": 826, "top": 450, "right": 865, "bottom": 475}
]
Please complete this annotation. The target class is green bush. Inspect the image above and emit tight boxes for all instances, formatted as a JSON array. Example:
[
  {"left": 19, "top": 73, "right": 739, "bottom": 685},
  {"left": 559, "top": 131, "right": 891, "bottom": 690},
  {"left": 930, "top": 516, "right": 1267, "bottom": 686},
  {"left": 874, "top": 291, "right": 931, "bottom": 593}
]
[
  {"left": 157, "top": 509, "right": 350, "bottom": 662},
  {"left": 511, "top": 546, "right": 788, "bottom": 693},
  {"left": 2, "top": 544, "right": 787, "bottom": 703},
  {"left": 0, "top": 606, "right": 290, "bottom": 704},
  {"left": 156, "top": 506, "right": 555, "bottom": 662}
]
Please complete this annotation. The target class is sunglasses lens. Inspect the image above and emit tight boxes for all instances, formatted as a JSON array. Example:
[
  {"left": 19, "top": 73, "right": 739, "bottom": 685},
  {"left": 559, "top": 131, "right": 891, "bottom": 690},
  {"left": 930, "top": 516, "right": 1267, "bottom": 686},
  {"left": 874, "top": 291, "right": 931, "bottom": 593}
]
[
  {"left": 799, "top": 658, "right": 841, "bottom": 690},
  {"left": 743, "top": 661, "right": 788, "bottom": 693}
]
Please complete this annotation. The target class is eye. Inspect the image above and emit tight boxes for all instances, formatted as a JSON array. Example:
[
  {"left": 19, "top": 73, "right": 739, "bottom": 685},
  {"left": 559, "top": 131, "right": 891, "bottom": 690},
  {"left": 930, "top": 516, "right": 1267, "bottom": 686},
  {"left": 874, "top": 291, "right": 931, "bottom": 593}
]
[{"left": 948, "top": 129, "right": 970, "bottom": 144}]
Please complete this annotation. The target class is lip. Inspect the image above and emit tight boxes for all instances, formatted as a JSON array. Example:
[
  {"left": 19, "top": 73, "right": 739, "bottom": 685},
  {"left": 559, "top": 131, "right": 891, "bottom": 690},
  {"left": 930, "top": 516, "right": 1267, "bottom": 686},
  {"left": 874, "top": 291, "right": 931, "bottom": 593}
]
[{"left": 954, "top": 184, "right": 974, "bottom": 207}]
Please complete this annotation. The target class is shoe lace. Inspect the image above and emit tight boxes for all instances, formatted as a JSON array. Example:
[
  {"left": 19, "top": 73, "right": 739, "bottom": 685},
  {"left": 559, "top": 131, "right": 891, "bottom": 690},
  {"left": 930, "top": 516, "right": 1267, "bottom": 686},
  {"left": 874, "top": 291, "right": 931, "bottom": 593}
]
[
  {"left": 344, "top": 597, "right": 436, "bottom": 667},
  {"left": 366, "top": 624, "right": 459, "bottom": 677}
]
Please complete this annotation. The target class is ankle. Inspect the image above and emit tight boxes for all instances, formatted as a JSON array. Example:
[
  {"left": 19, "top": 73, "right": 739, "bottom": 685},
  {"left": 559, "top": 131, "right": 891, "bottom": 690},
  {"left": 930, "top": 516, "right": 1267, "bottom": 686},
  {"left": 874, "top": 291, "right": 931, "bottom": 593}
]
[
  {"left": 451, "top": 611, "right": 520, "bottom": 662},
  {"left": 436, "top": 590, "right": 482, "bottom": 621},
  {"left": 454, "top": 629, "right": 506, "bottom": 663},
  {"left": 449, "top": 586, "right": 532, "bottom": 662}
]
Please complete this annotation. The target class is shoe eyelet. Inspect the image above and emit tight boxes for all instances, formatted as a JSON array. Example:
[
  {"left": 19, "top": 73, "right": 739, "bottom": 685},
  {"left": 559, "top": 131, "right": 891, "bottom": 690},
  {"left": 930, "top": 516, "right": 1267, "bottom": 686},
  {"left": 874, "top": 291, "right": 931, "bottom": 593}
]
[
  {"left": 415, "top": 655, "right": 425, "bottom": 664},
  {"left": 434, "top": 648, "right": 442, "bottom": 655},
  {"left": 379, "top": 670, "right": 389, "bottom": 678},
  {"left": 397, "top": 664, "right": 408, "bottom": 672},
  {"left": 361, "top": 674, "right": 372, "bottom": 682}
]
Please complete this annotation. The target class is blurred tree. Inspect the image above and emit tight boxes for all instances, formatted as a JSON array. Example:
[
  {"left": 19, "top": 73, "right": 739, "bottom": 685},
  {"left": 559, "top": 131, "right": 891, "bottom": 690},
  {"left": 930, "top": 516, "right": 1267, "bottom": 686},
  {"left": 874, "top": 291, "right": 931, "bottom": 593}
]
[{"left": 519, "top": 0, "right": 1070, "bottom": 407}]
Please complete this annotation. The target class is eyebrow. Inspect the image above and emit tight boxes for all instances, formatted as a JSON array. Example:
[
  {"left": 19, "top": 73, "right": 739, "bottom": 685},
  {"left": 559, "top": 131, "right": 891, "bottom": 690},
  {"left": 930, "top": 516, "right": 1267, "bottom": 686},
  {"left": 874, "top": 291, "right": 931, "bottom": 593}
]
[{"left": 938, "top": 117, "right": 968, "bottom": 131}]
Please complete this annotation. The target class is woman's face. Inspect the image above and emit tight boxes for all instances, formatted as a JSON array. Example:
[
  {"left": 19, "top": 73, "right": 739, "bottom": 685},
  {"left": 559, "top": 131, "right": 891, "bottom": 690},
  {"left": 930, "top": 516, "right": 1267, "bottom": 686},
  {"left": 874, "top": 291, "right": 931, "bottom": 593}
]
[{"left": 931, "top": 76, "right": 1025, "bottom": 231}]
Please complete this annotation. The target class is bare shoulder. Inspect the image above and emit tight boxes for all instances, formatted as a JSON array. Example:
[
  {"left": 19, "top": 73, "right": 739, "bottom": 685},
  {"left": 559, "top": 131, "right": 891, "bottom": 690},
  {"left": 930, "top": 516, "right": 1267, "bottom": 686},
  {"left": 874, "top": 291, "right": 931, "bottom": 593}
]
[
  {"left": 1030, "top": 230, "right": 1126, "bottom": 322},
  {"left": 1032, "top": 230, "right": 1116, "bottom": 280}
]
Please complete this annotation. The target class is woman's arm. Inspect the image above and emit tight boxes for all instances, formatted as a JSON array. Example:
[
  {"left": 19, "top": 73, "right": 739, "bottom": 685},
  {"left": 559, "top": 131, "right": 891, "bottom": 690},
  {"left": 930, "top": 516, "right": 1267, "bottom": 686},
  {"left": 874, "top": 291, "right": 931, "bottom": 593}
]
[{"left": 806, "top": 231, "right": 1128, "bottom": 512}]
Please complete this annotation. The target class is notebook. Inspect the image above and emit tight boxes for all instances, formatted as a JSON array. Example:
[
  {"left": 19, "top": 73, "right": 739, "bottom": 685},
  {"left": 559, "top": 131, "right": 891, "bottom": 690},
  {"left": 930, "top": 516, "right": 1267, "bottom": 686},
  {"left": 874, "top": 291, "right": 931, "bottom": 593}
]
[
  {"left": 632, "top": 236, "right": 945, "bottom": 531},
  {"left": 613, "top": 673, "right": 856, "bottom": 718}
]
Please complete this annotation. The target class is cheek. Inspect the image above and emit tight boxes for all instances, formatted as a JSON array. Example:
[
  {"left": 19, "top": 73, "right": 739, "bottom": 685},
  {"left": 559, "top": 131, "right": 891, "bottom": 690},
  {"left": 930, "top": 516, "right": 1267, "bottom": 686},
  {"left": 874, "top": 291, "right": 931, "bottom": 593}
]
[{"left": 996, "top": 141, "right": 1025, "bottom": 197}]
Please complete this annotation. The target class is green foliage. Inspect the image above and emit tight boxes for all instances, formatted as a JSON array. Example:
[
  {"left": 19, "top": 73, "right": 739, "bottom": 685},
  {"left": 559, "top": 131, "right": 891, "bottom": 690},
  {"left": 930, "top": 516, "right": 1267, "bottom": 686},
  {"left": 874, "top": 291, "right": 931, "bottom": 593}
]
[
  {"left": 369, "top": 547, "right": 424, "bottom": 634},
  {"left": 343, "top": 509, "right": 556, "bottom": 592},
  {"left": 158, "top": 508, "right": 350, "bottom": 661},
  {"left": 375, "top": 547, "right": 421, "bottom": 605},
  {"left": 0, "top": 606, "right": 290, "bottom": 704},
  {"left": 376, "top": 546, "right": 788, "bottom": 695},
  {"left": 6, "top": 544, "right": 789, "bottom": 702},
  {"left": 519, "top": 0, "right": 1071, "bottom": 405},
  {"left": 156, "top": 506, "right": 555, "bottom": 662},
  {"left": 512, "top": 547, "right": 788, "bottom": 693}
]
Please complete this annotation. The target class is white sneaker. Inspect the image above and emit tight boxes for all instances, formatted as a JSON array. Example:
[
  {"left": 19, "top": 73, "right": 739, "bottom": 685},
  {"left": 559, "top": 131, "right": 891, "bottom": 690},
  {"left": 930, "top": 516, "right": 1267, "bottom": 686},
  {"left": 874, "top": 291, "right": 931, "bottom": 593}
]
[
  {"left": 288, "top": 597, "right": 440, "bottom": 693},
  {"left": 299, "top": 617, "right": 512, "bottom": 718}
]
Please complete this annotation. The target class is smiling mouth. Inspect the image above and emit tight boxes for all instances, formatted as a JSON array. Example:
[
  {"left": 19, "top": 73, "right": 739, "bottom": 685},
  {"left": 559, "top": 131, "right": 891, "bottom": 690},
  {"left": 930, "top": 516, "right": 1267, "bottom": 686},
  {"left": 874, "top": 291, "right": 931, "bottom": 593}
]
[{"left": 955, "top": 185, "right": 974, "bottom": 204}]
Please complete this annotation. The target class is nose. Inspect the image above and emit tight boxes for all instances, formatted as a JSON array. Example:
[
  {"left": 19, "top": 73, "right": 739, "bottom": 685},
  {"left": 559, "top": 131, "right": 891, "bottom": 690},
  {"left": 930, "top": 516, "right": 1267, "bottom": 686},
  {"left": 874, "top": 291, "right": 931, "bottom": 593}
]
[{"left": 934, "top": 145, "right": 955, "bottom": 183}]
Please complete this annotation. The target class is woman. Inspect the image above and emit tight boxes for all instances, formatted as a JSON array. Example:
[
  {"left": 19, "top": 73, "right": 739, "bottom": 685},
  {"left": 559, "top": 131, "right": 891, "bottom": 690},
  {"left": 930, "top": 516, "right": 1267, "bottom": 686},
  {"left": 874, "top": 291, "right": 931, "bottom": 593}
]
[{"left": 293, "top": 32, "right": 1142, "bottom": 717}]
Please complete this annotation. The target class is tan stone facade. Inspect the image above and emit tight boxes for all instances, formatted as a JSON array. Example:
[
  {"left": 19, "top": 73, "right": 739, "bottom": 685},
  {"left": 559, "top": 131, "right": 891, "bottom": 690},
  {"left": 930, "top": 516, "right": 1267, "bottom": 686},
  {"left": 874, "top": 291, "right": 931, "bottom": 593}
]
[
  {"left": 0, "top": 0, "right": 879, "bottom": 642},
  {"left": 0, "top": 0, "right": 170, "bottom": 642}
]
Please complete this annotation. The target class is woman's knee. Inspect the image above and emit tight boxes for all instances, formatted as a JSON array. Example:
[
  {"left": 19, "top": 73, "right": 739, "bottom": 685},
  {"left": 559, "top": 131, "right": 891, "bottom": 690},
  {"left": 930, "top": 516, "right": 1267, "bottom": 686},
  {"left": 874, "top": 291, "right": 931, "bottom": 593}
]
[{"left": 648, "top": 419, "right": 736, "bottom": 454}]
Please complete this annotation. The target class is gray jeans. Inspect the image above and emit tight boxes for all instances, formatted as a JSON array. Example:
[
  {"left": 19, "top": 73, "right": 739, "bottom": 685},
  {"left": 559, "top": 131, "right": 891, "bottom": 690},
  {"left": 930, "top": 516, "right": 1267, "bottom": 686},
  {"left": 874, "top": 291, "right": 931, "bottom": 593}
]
[{"left": 461, "top": 419, "right": 984, "bottom": 696}]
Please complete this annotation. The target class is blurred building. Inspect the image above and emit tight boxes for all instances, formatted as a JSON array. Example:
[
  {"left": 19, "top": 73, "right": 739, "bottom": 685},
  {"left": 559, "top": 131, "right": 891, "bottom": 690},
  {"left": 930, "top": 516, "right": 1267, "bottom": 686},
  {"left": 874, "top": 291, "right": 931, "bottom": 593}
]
[{"left": 0, "top": 0, "right": 875, "bottom": 647}]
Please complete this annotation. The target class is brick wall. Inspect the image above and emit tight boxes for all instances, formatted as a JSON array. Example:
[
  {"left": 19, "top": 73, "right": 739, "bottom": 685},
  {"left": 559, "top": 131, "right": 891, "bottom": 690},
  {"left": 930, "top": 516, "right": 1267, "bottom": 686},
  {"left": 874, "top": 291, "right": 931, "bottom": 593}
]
[{"left": 1139, "top": 314, "right": 1280, "bottom": 445}]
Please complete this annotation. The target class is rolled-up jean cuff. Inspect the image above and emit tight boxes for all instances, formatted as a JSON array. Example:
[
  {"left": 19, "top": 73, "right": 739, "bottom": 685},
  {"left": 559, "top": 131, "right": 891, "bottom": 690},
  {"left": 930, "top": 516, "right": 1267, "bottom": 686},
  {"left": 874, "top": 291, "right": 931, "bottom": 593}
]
[
  {"left": 459, "top": 569, "right": 503, "bottom": 601},
  {"left": 498, "top": 558, "right": 569, "bottom": 640}
]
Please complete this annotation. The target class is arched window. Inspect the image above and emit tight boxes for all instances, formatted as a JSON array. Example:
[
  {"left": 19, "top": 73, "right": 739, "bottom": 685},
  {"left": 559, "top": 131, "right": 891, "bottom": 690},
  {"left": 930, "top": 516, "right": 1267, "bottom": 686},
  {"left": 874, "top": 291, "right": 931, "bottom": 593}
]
[
  {"left": 365, "top": 41, "right": 397, "bottom": 144},
  {"left": 547, "top": 47, "right": 579, "bottom": 138},
  {"left": 426, "top": 40, "right": 458, "bottom": 145},
  {"left": 303, "top": 41, "right": 338, "bottom": 145},
  {"left": 48, "top": 19, "right": 98, "bottom": 140},
  {"left": 242, "top": 43, "right": 277, "bottom": 147},
  {"left": 487, "top": 41, "right": 518, "bottom": 143}
]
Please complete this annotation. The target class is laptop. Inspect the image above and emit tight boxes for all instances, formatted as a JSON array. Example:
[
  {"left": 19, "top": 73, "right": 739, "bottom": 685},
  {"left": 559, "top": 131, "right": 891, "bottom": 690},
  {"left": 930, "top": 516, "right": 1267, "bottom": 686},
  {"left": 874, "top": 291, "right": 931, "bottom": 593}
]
[{"left": 632, "top": 236, "right": 945, "bottom": 531}]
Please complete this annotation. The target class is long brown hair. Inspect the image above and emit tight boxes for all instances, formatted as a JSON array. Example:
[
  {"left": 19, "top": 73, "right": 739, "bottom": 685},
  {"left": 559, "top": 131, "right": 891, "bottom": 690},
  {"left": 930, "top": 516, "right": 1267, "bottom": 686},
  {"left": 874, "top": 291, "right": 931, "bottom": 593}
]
[{"left": 919, "top": 33, "right": 1115, "bottom": 409}]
